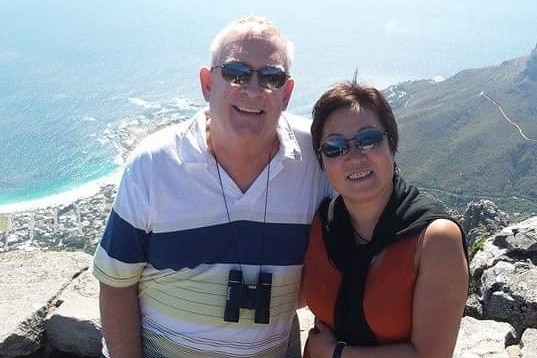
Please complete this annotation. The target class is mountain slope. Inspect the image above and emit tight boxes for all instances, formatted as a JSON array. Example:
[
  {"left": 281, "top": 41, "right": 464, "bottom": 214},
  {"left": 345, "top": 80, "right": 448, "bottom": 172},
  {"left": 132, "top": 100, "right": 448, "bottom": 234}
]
[{"left": 386, "top": 44, "right": 537, "bottom": 207}]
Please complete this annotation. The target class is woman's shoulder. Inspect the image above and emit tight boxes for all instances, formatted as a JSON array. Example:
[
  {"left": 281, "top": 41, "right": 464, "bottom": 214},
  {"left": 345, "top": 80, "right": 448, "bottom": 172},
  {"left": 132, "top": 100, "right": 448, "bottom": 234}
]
[
  {"left": 423, "top": 219, "right": 463, "bottom": 243},
  {"left": 417, "top": 219, "right": 467, "bottom": 267}
]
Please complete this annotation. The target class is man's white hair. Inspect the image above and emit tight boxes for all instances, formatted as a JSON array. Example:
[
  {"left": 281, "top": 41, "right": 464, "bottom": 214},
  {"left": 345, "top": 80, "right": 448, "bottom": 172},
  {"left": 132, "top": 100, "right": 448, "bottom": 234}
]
[{"left": 209, "top": 14, "right": 295, "bottom": 71}]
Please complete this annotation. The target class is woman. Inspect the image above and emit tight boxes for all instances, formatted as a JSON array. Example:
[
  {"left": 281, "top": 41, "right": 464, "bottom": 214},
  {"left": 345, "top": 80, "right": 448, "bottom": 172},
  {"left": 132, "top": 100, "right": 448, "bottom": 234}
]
[{"left": 302, "top": 80, "right": 469, "bottom": 358}]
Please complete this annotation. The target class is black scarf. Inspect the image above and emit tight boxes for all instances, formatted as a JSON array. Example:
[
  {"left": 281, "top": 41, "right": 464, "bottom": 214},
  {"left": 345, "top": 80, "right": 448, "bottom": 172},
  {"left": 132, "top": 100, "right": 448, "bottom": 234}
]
[{"left": 319, "top": 175, "right": 467, "bottom": 345}]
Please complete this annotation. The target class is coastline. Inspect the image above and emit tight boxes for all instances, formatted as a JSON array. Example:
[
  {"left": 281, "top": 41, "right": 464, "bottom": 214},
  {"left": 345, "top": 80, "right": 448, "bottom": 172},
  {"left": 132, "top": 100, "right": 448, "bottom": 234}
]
[
  {"left": 0, "top": 170, "right": 123, "bottom": 215},
  {"left": 0, "top": 97, "right": 202, "bottom": 216},
  {"left": 0, "top": 98, "right": 199, "bottom": 214},
  {"left": 0, "top": 111, "right": 192, "bottom": 253}
]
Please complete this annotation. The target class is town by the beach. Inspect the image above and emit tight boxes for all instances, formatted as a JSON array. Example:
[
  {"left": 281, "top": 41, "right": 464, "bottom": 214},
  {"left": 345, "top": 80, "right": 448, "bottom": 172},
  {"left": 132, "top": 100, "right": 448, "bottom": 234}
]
[{"left": 0, "top": 113, "right": 190, "bottom": 254}]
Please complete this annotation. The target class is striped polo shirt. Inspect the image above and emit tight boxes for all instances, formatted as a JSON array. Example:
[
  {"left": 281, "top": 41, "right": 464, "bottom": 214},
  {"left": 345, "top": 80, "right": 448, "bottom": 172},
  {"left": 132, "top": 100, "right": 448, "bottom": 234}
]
[{"left": 92, "top": 110, "right": 329, "bottom": 358}]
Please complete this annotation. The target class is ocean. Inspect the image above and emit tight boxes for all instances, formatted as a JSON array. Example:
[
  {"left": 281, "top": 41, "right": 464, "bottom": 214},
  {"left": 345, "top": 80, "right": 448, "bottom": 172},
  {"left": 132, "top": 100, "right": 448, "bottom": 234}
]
[{"left": 1, "top": 0, "right": 536, "bottom": 211}]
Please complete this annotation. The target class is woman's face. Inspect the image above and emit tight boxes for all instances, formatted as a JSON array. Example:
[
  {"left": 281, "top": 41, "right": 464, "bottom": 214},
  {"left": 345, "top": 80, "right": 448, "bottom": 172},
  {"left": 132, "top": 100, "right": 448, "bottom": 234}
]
[{"left": 320, "top": 106, "right": 395, "bottom": 206}]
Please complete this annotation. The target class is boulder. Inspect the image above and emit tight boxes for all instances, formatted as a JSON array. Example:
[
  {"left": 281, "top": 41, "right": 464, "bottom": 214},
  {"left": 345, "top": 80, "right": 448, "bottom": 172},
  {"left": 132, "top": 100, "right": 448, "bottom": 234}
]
[
  {"left": 0, "top": 250, "right": 91, "bottom": 357},
  {"left": 45, "top": 271, "right": 101, "bottom": 357},
  {"left": 462, "top": 199, "right": 508, "bottom": 246},
  {"left": 470, "top": 238, "right": 507, "bottom": 295},
  {"left": 453, "top": 316, "right": 516, "bottom": 358},
  {"left": 481, "top": 266, "right": 537, "bottom": 334},
  {"left": 470, "top": 217, "right": 537, "bottom": 334},
  {"left": 519, "top": 328, "right": 537, "bottom": 357}
]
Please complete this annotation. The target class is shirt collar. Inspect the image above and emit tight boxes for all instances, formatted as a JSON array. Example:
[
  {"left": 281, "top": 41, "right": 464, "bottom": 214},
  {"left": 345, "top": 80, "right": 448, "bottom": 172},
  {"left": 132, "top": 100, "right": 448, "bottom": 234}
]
[
  {"left": 277, "top": 112, "right": 303, "bottom": 162},
  {"left": 180, "top": 109, "right": 303, "bottom": 164}
]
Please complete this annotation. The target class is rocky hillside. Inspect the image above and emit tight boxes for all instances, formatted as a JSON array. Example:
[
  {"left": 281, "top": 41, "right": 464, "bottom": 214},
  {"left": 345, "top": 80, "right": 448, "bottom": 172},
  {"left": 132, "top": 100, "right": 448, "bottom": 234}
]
[{"left": 386, "top": 44, "right": 537, "bottom": 213}]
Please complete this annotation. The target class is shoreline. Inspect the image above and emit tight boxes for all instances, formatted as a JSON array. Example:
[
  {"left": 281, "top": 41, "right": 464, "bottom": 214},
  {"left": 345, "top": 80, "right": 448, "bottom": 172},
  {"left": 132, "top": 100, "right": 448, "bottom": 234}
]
[
  {"left": 0, "top": 103, "right": 195, "bottom": 217},
  {"left": 0, "top": 170, "right": 123, "bottom": 215},
  {"left": 0, "top": 111, "right": 192, "bottom": 253}
]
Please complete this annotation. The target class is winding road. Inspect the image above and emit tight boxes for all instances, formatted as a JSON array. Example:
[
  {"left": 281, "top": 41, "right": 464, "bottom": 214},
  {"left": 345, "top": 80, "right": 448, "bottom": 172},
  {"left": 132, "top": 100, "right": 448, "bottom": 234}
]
[{"left": 480, "top": 92, "right": 537, "bottom": 142}]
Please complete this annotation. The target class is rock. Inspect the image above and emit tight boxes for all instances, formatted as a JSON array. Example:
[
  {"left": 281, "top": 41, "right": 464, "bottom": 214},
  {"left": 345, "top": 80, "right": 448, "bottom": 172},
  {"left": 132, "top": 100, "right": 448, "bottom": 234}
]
[
  {"left": 463, "top": 199, "right": 508, "bottom": 246},
  {"left": 453, "top": 316, "right": 516, "bottom": 358},
  {"left": 505, "top": 344, "right": 521, "bottom": 358},
  {"left": 480, "top": 261, "right": 537, "bottom": 334},
  {"left": 493, "top": 228, "right": 537, "bottom": 256},
  {"left": 519, "top": 328, "right": 537, "bottom": 357},
  {"left": 0, "top": 250, "right": 91, "bottom": 357},
  {"left": 470, "top": 217, "right": 537, "bottom": 335},
  {"left": 470, "top": 239, "right": 506, "bottom": 291},
  {"left": 465, "top": 293, "right": 483, "bottom": 318},
  {"left": 45, "top": 271, "right": 101, "bottom": 357}
]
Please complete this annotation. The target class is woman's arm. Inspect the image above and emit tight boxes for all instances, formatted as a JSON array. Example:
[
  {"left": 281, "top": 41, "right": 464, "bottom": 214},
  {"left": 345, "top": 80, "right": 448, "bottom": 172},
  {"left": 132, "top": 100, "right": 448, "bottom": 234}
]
[{"left": 306, "top": 219, "right": 469, "bottom": 358}]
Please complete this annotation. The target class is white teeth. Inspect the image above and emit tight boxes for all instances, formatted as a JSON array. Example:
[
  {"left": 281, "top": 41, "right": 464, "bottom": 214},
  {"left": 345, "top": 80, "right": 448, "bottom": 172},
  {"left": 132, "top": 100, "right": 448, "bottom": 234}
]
[
  {"left": 347, "top": 170, "right": 371, "bottom": 179},
  {"left": 236, "top": 106, "right": 262, "bottom": 114}
]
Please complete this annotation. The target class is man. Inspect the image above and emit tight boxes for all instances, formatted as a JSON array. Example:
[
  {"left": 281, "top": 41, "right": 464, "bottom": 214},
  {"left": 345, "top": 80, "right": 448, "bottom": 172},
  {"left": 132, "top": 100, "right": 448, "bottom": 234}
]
[{"left": 93, "top": 15, "right": 328, "bottom": 358}]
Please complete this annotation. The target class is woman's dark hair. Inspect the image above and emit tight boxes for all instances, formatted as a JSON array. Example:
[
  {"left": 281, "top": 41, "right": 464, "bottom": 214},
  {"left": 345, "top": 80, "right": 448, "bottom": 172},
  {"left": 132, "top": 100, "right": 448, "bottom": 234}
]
[{"left": 311, "top": 80, "right": 399, "bottom": 168}]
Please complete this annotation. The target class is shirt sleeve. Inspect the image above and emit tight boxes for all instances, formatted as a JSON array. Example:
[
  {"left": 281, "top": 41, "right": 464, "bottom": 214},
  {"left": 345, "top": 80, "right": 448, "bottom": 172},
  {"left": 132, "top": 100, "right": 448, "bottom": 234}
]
[{"left": 92, "top": 151, "right": 152, "bottom": 287}]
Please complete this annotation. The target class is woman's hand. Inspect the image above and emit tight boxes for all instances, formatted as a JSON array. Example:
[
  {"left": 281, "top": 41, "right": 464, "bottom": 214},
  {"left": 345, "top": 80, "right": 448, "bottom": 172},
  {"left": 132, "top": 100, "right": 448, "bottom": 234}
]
[{"left": 306, "top": 321, "right": 338, "bottom": 358}]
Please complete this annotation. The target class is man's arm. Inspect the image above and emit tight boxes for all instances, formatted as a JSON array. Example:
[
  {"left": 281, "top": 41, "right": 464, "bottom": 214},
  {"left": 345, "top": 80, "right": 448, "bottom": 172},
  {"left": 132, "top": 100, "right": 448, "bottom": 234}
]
[{"left": 100, "top": 282, "right": 143, "bottom": 358}]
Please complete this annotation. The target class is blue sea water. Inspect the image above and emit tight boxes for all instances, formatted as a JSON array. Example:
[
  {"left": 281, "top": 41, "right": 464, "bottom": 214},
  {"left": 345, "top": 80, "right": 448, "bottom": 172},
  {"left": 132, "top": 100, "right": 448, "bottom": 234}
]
[{"left": 1, "top": 0, "right": 536, "bottom": 207}]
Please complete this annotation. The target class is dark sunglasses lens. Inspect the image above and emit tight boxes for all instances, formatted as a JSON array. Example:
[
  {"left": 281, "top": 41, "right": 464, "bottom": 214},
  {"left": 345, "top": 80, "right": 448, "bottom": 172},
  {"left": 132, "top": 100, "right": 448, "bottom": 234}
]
[
  {"left": 355, "top": 129, "right": 385, "bottom": 149},
  {"left": 321, "top": 138, "right": 349, "bottom": 158},
  {"left": 258, "top": 67, "right": 288, "bottom": 89},
  {"left": 220, "top": 62, "right": 252, "bottom": 84}
]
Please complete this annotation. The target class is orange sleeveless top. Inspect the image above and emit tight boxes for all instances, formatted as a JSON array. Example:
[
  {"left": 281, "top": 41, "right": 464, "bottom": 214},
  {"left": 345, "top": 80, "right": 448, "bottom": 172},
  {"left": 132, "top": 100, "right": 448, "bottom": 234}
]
[{"left": 302, "top": 214, "right": 419, "bottom": 344}]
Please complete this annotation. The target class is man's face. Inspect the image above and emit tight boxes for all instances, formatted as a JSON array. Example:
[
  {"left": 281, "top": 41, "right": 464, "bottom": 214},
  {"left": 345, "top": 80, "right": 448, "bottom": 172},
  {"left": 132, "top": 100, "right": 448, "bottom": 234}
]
[{"left": 200, "top": 31, "right": 294, "bottom": 144}]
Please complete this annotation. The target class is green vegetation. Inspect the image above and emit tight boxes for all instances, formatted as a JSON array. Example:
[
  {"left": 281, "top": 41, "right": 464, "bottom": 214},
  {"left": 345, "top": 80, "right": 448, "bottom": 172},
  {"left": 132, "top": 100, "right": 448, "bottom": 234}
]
[
  {"left": 468, "top": 237, "right": 487, "bottom": 262},
  {"left": 419, "top": 187, "right": 537, "bottom": 218},
  {"left": 385, "top": 46, "right": 537, "bottom": 214}
]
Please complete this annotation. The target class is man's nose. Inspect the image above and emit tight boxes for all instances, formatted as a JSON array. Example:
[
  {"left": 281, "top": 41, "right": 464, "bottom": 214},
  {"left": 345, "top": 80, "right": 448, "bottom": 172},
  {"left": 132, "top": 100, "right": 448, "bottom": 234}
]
[{"left": 242, "top": 73, "right": 265, "bottom": 94}]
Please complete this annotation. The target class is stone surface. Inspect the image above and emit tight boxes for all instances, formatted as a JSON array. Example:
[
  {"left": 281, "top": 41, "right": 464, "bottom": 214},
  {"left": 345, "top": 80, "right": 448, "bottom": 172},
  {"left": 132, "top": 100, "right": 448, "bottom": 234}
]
[
  {"left": 519, "top": 328, "right": 537, "bottom": 357},
  {"left": 0, "top": 250, "right": 91, "bottom": 357},
  {"left": 501, "top": 229, "right": 537, "bottom": 253},
  {"left": 45, "top": 271, "right": 101, "bottom": 357},
  {"left": 465, "top": 294, "right": 483, "bottom": 318},
  {"left": 505, "top": 345, "right": 520, "bottom": 358},
  {"left": 481, "top": 265, "right": 537, "bottom": 334},
  {"left": 453, "top": 316, "right": 516, "bottom": 358},
  {"left": 463, "top": 199, "right": 508, "bottom": 245},
  {"left": 470, "top": 217, "right": 537, "bottom": 335}
]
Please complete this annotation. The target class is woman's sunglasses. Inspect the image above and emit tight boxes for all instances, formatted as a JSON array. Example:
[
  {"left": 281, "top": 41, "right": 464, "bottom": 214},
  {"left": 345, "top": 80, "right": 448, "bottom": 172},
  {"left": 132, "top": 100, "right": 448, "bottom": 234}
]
[
  {"left": 319, "top": 128, "right": 387, "bottom": 158},
  {"left": 213, "top": 61, "right": 290, "bottom": 89}
]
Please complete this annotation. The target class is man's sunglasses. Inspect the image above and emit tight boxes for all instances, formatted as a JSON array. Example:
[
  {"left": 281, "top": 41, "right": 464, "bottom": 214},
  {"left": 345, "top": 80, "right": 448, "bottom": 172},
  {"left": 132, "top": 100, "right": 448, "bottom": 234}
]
[
  {"left": 213, "top": 61, "right": 290, "bottom": 89},
  {"left": 318, "top": 128, "right": 387, "bottom": 158}
]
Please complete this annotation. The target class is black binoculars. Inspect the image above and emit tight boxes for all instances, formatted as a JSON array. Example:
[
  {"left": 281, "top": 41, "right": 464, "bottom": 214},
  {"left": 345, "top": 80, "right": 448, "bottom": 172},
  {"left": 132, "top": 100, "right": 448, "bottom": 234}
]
[{"left": 223, "top": 269, "right": 272, "bottom": 324}]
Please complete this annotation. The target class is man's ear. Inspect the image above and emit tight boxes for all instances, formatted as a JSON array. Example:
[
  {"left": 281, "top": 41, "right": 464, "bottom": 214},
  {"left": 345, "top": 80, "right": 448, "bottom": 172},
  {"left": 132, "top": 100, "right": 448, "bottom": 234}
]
[
  {"left": 281, "top": 77, "right": 294, "bottom": 110},
  {"left": 200, "top": 67, "right": 212, "bottom": 101}
]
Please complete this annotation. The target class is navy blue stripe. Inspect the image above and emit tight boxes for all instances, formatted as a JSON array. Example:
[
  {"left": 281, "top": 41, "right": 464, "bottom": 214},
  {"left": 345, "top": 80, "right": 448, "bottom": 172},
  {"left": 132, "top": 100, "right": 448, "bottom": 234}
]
[
  {"left": 146, "top": 221, "right": 309, "bottom": 269},
  {"left": 100, "top": 210, "right": 310, "bottom": 269},
  {"left": 100, "top": 210, "right": 148, "bottom": 263}
]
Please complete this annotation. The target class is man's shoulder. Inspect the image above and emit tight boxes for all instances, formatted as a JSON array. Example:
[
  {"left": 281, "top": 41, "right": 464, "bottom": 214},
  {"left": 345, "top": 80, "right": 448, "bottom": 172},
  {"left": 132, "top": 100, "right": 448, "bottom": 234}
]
[
  {"left": 280, "top": 112, "right": 313, "bottom": 149},
  {"left": 282, "top": 112, "right": 312, "bottom": 135},
  {"left": 127, "top": 114, "right": 201, "bottom": 164}
]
